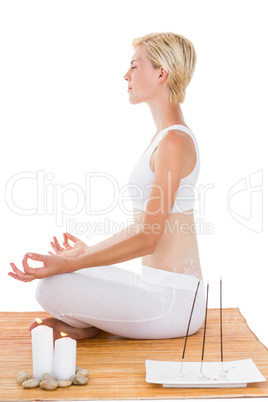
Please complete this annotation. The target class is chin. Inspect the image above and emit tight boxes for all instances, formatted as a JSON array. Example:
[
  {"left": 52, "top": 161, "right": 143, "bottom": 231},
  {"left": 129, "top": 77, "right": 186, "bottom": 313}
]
[{"left": 128, "top": 96, "right": 143, "bottom": 105}]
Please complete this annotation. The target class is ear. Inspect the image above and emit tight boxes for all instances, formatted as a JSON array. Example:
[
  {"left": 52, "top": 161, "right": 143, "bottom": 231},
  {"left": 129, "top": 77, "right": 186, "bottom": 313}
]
[{"left": 157, "top": 67, "right": 168, "bottom": 84}]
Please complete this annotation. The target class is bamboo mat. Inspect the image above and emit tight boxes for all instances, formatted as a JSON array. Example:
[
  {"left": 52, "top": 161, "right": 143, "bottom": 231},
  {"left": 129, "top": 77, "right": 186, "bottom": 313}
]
[{"left": 0, "top": 308, "right": 267, "bottom": 401}]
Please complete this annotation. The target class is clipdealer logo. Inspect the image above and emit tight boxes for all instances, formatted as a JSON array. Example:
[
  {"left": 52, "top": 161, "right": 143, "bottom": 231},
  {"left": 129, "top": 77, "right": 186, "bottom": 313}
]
[
  {"left": 5, "top": 170, "right": 215, "bottom": 236},
  {"left": 5, "top": 171, "right": 121, "bottom": 226},
  {"left": 5, "top": 169, "right": 263, "bottom": 234},
  {"left": 227, "top": 170, "right": 263, "bottom": 233}
]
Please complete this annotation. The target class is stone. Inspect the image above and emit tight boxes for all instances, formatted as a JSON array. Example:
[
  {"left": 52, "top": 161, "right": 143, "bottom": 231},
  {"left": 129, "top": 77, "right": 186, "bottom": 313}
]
[
  {"left": 71, "top": 374, "right": 88, "bottom": 385},
  {"left": 57, "top": 379, "right": 72, "bottom": 388},
  {"left": 76, "top": 365, "right": 83, "bottom": 373},
  {"left": 16, "top": 372, "right": 31, "bottom": 385},
  {"left": 22, "top": 379, "right": 40, "bottom": 389},
  {"left": 40, "top": 372, "right": 56, "bottom": 381},
  {"left": 77, "top": 369, "right": 89, "bottom": 377},
  {"left": 40, "top": 378, "right": 58, "bottom": 390}
]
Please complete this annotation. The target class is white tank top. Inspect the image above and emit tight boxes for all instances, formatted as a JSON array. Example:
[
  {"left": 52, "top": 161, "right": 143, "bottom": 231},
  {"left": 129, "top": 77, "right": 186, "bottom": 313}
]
[{"left": 127, "top": 124, "right": 200, "bottom": 213}]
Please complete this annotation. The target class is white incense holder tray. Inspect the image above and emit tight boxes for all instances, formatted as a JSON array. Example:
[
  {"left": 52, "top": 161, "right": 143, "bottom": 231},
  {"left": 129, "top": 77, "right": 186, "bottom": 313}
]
[{"left": 145, "top": 358, "right": 266, "bottom": 388}]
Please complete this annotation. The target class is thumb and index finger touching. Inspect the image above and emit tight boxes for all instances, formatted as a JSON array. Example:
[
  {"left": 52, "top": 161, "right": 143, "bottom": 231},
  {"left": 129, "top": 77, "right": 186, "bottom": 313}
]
[
  {"left": 27, "top": 252, "right": 48, "bottom": 262},
  {"left": 64, "top": 232, "right": 80, "bottom": 243},
  {"left": 22, "top": 253, "right": 47, "bottom": 274}
]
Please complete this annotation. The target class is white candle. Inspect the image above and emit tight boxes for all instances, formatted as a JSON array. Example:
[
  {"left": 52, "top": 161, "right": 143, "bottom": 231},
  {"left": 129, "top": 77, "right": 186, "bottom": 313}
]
[
  {"left": 31, "top": 322, "right": 54, "bottom": 379},
  {"left": 53, "top": 333, "right": 77, "bottom": 380}
]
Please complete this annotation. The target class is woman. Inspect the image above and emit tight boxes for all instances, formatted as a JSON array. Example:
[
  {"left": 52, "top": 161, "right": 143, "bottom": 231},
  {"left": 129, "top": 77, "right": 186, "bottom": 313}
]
[{"left": 9, "top": 32, "right": 205, "bottom": 341}]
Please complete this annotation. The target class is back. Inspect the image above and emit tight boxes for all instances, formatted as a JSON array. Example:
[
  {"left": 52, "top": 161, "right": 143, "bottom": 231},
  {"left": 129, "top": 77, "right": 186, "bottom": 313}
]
[{"left": 127, "top": 124, "right": 200, "bottom": 213}]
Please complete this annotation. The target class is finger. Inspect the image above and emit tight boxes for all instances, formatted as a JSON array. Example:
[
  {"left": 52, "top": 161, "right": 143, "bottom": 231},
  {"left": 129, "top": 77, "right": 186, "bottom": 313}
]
[
  {"left": 8, "top": 264, "right": 23, "bottom": 281},
  {"left": 8, "top": 271, "right": 33, "bottom": 282},
  {"left": 10, "top": 262, "right": 25, "bottom": 276},
  {"left": 63, "top": 232, "right": 70, "bottom": 248},
  {"left": 8, "top": 271, "right": 25, "bottom": 282},
  {"left": 22, "top": 255, "right": 36, "bottom": 276},
  {"left": 50, "top": 242, "right": 59, "bottom": 254},
  {"left": 63, "top": 233, "right": 73, "bottom": 250},
  {"left": 22, "top": 256, "right": 48, "bottom": 280},
  {"left": 9, "top": 262, "right": 35, "bottom": 282},
  {"left": 65, "top": 232, "right": 80, "bottom": 243},
  {"left": 27, "top": 252, "right": 47, "bottom": 262},
  {"left": 48, "top": 251, "right": 55, "bottom": 256},
  {"left": 22, "top": 254, "right": 42, "bottom": 276},
  {"left": 53, "top": 236, "right": 64, "bottom": 251}
]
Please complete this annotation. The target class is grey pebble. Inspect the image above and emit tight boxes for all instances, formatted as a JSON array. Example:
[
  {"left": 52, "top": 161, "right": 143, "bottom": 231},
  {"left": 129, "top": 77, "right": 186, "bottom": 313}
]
[
  {"left": 77, "top": 369, "right": 89, "bottom": 377},
  {"left": 40, "top": 372, "right": 56, "bottom": 381},
  {"left": 57, "top": 379, "right": 72, "bottom": 388},
  {"left": 76, "top": 365, "right": 83, "bottom": 373},
  {"left": 16, "top": 372, "right": 31, "bottom": 385},
  {"left": 17, "top": 369, "right": 89, "bottom": 390},
  {"left": 40, "top": 378, "right": 58, "bottom": 390},
  {"left": 22, "top": 379, "right": 40, "bottom": 389},
  {"left": 71, "top": 374, "right": 88, "bottom": 385}
]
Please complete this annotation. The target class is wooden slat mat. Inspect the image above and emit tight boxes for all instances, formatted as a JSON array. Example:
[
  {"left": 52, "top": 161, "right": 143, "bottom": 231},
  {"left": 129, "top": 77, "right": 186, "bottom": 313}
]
[{"left": 0, "top": 308, "right": 267, "bottom": 400}]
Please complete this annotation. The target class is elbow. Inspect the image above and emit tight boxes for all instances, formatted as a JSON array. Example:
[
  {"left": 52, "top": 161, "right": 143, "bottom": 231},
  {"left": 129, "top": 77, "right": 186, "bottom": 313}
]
[
  {"left": 140, "top": 232, "right": 160, "bottom": 255},
  {"left": 145, "top": 241, "right": 156, "bottom": 255}
]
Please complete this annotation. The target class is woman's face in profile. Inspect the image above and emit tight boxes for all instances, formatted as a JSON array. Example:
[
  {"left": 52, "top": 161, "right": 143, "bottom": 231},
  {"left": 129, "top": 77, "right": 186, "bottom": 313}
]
[{"left": 124, "top": 45, "right": 161, "bottom": 105}]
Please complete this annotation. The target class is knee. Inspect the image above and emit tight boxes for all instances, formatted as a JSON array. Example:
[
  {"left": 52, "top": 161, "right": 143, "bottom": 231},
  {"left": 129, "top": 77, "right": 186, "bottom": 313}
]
[
  {"left": 35, "top": 275, "right": 61, "bottom": 311},
  {"left": 35, "top": 277, "right": 50, "bottom": 309}
]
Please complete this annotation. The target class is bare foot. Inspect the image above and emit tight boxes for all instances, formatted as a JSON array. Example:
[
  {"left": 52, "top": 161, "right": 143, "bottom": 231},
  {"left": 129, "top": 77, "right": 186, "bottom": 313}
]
[{"left": 29, "top": 317, "right": 101, "bottom": 342}]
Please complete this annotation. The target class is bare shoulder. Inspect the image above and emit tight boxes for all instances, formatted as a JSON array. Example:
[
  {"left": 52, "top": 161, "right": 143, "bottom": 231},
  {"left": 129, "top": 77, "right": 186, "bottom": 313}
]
[
  {"left": 151, "top": 128, "right": 195, "bottom": 172},
  {"left": 158, "top": 129, "right": 192, "bottom": 153}
]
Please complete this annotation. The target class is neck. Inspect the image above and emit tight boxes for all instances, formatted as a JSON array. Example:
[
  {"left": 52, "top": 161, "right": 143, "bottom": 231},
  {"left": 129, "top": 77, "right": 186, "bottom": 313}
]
[{"left": 146, "top": 93, "right": 186, "bottom": 133}]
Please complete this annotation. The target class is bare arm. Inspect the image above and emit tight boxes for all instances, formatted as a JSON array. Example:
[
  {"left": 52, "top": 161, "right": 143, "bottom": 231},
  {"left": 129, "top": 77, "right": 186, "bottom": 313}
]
[
  {"left": 9, "top": 225, "right": 154, "bottom": 282},
  {"left": 48, "top": 225, "right": 140, "bottom": 257},
  {"left": 85, "top": 223, "right": 141, "bottom": 254},
  {"left": 9, "top": 129, "right": 191, "bottom": 281},
  {"left": 69, "top": 227, "right": 154, "bottom": 270},
  {"left": 62, "top": 129, "right": 190, "bottom": 271}
]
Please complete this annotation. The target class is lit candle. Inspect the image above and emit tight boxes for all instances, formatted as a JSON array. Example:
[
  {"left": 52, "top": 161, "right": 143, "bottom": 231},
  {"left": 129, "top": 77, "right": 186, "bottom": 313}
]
[
  {"left": 53, "top": 332, "right": 77, "bottom": 380},
  {"left": 31, "top": 319, "right": 54, "bottom": 379}
]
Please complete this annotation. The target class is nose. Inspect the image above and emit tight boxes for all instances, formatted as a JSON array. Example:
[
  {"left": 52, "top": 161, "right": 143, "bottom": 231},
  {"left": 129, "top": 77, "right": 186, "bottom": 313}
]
[{"left": 123, "top": 70, "right": 130, "bottom": 81}]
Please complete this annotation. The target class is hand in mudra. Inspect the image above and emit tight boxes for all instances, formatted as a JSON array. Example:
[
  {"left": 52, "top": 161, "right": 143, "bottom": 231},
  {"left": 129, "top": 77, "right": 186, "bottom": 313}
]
[{"left": 49, "top": 232, "right": 88, "bottom": 258}]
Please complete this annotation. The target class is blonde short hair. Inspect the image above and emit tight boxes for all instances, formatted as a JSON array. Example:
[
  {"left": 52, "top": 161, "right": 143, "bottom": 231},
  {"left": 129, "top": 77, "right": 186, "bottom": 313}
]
[{"left": 132, "top": 32, "right": 196, "bottom": 104}]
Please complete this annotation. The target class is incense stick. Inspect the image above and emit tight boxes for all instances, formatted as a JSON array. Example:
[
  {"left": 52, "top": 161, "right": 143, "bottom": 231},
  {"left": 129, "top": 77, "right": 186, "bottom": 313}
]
[
  {"left": 220, "top": 276, "right": 224, "bottom": 372},
  {"left": 179, "top": 280, "right": 200, "bottom": 375},
  {"left": 199, "top": 281, "right": 209, "bottom": 376}
]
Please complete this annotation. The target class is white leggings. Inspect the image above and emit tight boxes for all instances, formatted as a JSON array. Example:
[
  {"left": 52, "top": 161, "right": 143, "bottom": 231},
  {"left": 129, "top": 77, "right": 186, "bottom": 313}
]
[{"left": 35, "top": 265, "right": 205, "bottom": 339}]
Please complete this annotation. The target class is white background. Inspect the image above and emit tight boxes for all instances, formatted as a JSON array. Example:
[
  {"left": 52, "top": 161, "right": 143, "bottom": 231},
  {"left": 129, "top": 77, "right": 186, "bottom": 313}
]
[{"left": 0, "top": 0, "right": 267, "bottom": 387}]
